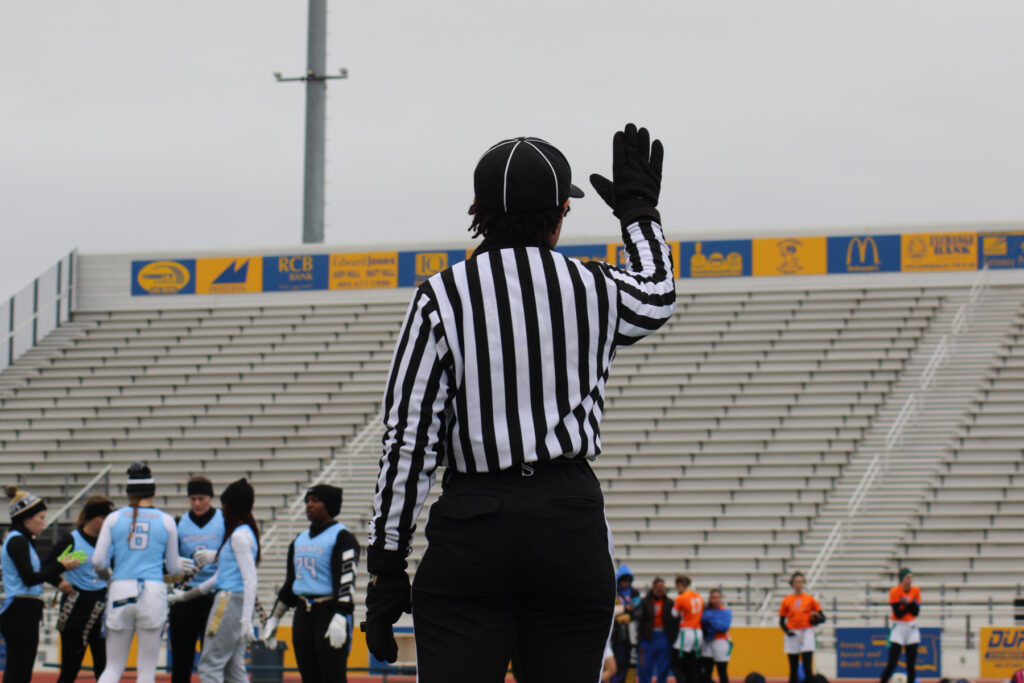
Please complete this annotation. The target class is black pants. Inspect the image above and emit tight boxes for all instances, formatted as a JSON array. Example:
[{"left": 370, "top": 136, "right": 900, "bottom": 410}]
[
  {"left": 700, "top": 657, "right": 728, "bottom": 683},
  {"left": 671, "top": 651, "right": 699, "bottom": 683},
  {"left": 0, "top": 597, "right": 43, "bottom": 683},
  {"left": 57, "top": 589, "right": 107, "bottom": 683},
  {"left": 292, "top": 602, "right": 350, "bottom": 683},
  {"left": 787, "top": 652, "right": 813, "bottom": 683},
  {"left": 413, "top": 458, "right": 616, "bottom": 683},
  {"left": 169, "top": 592, "right": 216, "bottom": 683},
  {"left": 880, "top": 642, "right": 917, "bottom": 683}
]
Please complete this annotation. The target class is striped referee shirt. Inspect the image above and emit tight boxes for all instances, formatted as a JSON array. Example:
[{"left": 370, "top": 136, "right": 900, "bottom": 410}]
[{"left": 369, "top": 217, "right": 676, "bottom": 554}]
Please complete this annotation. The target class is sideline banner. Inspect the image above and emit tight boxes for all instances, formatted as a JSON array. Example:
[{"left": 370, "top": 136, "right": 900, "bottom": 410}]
[
  {"left": 980, "top": 626, "right": 1024, "bottom": 676},
  {"left": 262, "top": 254, "right": 329, "bottom": 291},
  {"left": 680, "top": 240, "right": 752, "bottom": 278},
  {"left": 131, "top": 259, "right": 196, "bottom": 295},
  {"left": 979, "top": 232, "right": 1024, "bottom": 269},
  {"left": 901, "top": 232, "right": 977, "bottom": 272},
  {"left": 752, "top": 237, "right": 827, "bottom": 277},
  {"left": 195, "top": 257, "right": 262, "bottom": 295},
  {"left": 726, "top": 627, "right": 790, "bottom": 677},
  {"left": 835, "top": 627, "right": 941, "bottom": 677},
  {"left": 827, "top": 235, "right": 901, "bottom": 274},
  {"left": 330, "top": 251, "right": 398, "bottom": 290}
]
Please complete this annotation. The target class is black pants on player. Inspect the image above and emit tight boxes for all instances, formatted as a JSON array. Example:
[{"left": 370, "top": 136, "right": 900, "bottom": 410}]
[
  {"left": 787, "top": 652, "right": 813, "bottom": 683},
  {"left": 880, "top": 643, "right": 917, "bottom": 683},
  {"left": 0, "top": 597, "right": 43, "bottom": 683},
  {"left": 169, "top": 592, "right": 216, "bottom": 683},
  {"left": 412, "top": 458, "right": 616, "bottom": 683},
  {"left": 671, "top": 651, "right": 700, "bottom": 683},
  {"left": 292, "top": 602, "right": 350, "bottom": 683},
  {"left": 700, "top": 657, "right": 728, "bottom": 683},
  {"left": 57, "top": 589, "right": 107, "bottom": 683}
]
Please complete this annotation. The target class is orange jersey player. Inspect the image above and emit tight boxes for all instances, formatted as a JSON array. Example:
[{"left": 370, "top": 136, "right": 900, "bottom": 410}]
[
  {"left": 778, "top": 571, "right": 824, "bottom": 683},
  {"left": 672, "top": 574, "right": 704, "bottom": 681},
  {"left": 880, "top": 568, "right": 922, "bottom": 683}
]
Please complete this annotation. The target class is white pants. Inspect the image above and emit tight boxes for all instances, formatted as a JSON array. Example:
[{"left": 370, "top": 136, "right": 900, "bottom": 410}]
[
  {"left": 97, "top": 627, "right": 163, "bottom": 683},
  {"left": 677, "top": 627, "right": 703, "bottom": 654},
  {"left": 105, "top": 579, "right": 168, "bottom": 631},
  {"left": 701, "top": 637, "right": 732, "bottom": 662},
  {"left": 783, "top": 627, "right": 815, "bottom": 654},
  {"left": 890, "top": 620, "right": 921, "bottom": 646}
]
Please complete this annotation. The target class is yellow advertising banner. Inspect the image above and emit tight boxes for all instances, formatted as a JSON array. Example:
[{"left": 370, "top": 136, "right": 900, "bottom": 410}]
[
  {"left": 195, "top": 257, "right": 263, "bottom": 294},
  {"left": 901, "top": 232, "right": 977, "bottom": 272},
  {"left": 727, "top": 627, "right": 791, "bottom": 677},
  {"left": 329, "top": 252, "right": 399, "bottom": 290},
  {"left": 980, "top": 626, "right": 1024, "bottom": 676},
  {"left": 753, "top": 237, "right": 827, "bottom": 277}
]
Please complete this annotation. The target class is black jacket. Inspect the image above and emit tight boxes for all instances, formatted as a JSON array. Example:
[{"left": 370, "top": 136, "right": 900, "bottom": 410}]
[{"left": 636, "top": 592, "right": 679, "bottom": 644}]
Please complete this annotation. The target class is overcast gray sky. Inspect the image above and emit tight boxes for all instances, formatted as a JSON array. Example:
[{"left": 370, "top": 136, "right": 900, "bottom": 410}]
[{"left": 2, "top": 1, "right": 1023, "bottom": 301}]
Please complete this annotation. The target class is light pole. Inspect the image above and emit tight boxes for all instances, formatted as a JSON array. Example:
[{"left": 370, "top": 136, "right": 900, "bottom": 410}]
[{"left": 275, "top": 0, "right": 348, "bottom": 244}]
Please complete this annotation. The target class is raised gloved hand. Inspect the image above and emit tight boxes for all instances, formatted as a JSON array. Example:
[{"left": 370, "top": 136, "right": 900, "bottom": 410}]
[
  {"left": 241, "top": 619, "right": 257, "bottom": 646},
  {"left": 326, "top": 613, "right": 348, "bottom": 649},
  {"left": 590, "top": 123, "right": 664, "bottom": 226},
  {"left": 178, "top": 557, "right": 197, "bottom": 577},
  {"left": 263, "top": 616, "right": 280, "bottom": 648},
  {"left": 193, "top": 548, "right": 218, "bottom": 568},
  {"left": 363, "top": 548, "right": 411, "bottom": 663}
]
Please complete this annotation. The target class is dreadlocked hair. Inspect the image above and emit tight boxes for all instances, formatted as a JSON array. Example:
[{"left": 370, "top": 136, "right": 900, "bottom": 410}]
[{"left": 467, "top": 202, "right": 565, "bottom": 246}]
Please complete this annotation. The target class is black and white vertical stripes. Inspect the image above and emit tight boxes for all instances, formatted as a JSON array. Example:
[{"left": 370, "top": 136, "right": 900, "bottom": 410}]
[{"left": 369, "top": 218, "right": 676, "bottom": 554}]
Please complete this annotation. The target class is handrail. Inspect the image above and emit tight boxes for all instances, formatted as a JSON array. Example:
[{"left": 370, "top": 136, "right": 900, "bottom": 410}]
[
  {"left": 43, "top": 465, "right": 113, "bottom": 530},
  {"left": 806, "top": 518, "right": 846, "bottom": 589},
  {"left": 2, "top": 251, "right": 76, "bottom": 370}
]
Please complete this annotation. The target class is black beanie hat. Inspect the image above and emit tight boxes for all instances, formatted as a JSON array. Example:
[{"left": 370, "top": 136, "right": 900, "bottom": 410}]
[
  {"left": 221, "top": 478, "right": 254, "bottom": 513},
  {"left": 187, "top": 477, "right": 214, "bottom": 497},
  {"left": 306, "top": 485, "right": 342, "bottom": 518},
  {"left": 125, "top": 462, "right": 156, "bottom": 498},
  {"left": 6, "top": 486, "right": 46, "bottom": 523}
]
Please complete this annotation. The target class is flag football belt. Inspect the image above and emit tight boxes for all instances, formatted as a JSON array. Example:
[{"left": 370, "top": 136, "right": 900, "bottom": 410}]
[
  {"left": 111, "top": 579, "right": 146, "bottom": 608},
  {"left": 298, "top": 595, "right": 333, "bottom": 611}
]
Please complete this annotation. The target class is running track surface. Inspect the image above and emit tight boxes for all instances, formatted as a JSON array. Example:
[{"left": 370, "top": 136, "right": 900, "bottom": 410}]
[{"left": 23, "top": 676, "right": 1007, "bottom": 682}]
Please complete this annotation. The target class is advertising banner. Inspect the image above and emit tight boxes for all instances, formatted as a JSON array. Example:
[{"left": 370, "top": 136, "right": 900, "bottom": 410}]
[
  {"left": 726, "top": 627, "right": 790, "bottom": 677},
  {"left": 262, "top": 254, "right": 329, "bottom": 291},
  {"left": 901, "top": 232, "right": 977, "bottom": 272},
  {"left": 195, "top": 257, "right": 263, "bottom": 295},
  {"left": 397, "top": 250, "right": 466, "bottom": 287},
  {"left": 329, "top": 252, "right": 399, "bottom": 290},
  {"left": 835, "top": 627, "right": 941, "bottom": 677},
  {"left": 605, "top": 241, "right": 682, "bottom": 279},
  {"left": 827, "top": 235, "right": 901, "bottom": 274},
  {"left": 979, "top": 232, "right": 1024, "bottom": 269},
  {"left": 131, "top": 259, "right": 196, "bottom": 295},
  {"left": 679, "top": 240, "right": 751, "bottom": 278},
  {"left": 752, "top": 237, "right": 827, "bottom": 277},
  {"left": 556, "top": 243, "right": 611, "bottom": 265},
  {"left": 980, "top": 627, "right": 1024, "bottom": 676}
]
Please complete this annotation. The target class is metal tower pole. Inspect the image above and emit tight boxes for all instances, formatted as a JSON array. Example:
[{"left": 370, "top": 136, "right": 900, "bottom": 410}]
[{"left": 275, "top": 0, "right": 347, "bottom": 245}]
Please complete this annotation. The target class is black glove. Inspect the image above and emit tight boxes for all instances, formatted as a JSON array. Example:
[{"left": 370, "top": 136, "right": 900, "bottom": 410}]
[
  {"left": 780, "top": 616, "right": 794, "bottom": 636},
  {"left": 590, "top": 123, "right": 664, "bottom": 226},
  {"left": 809, "top": 610, "right": 826, "bottom": 626},
  {"left": 363, "top": 548, "right": 411, "bottom": 664}
]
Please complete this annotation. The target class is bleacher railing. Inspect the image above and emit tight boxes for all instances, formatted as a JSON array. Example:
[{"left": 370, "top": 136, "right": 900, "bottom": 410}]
[{"left": 0, "top": 251, "right": 76, "bottom": 373}]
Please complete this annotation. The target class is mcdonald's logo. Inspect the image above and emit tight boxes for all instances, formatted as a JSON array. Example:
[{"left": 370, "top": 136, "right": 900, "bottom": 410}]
[{"left": 847, "top": 236, "right": 880, "bottom": 269}]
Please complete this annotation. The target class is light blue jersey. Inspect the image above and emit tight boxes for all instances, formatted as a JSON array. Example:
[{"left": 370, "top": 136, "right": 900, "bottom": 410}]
[
  {"left": 1, "top": 530, "right": 42, "bottom": 612},
  {"left": 64, "top": 529, "right": 107, "bottom": 592},
  {"left": 292, "top": 523, "right": 345, "bottom": 596},
  {"left": 178, "top": 509, "right": 224, "bottom": 587},
  {"left": 109, "top": 506, "right": 171, "bottom": 582},
  {"left": 216, "top": 525, "right": 258, "bottom": 593}
]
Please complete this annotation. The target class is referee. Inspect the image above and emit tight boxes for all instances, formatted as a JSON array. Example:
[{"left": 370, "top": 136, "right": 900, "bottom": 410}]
[{"left": 364, "top": 123, "right": 676, "bottom": 682}]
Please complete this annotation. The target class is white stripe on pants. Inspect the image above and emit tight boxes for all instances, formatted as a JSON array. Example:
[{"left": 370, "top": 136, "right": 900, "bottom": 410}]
[{"left": 197, "top": 591, "right": 248, "bottom": 683}]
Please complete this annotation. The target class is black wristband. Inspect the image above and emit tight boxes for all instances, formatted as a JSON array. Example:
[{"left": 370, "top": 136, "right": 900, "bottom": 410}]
[
  {"left": 616, "top": 201, "right": 661, "bottom": 229},
  {"left": 367, "top": 547, "right": 408, "bottom": 577}
]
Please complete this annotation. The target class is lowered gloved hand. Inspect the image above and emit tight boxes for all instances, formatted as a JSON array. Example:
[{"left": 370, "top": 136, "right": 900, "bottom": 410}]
[
  {"left": 589, "top": 123, "right": 664, "bottom": 226},
  {"left": 178, "top": 557, "right": 197, "bottom": 577},
  {"left": 241, "top": 619, "right": 257, "bottom": 646},
  {"left": 363, "top": 548, "right": 411, "bottom": 663},
  {"left": 263, "top": 616, "right": 280, "bottom": 649},
  {"left": 194, "top": 548, "right": 218, "bottom": 568},
  {"left": 326, "top": 613, "right": 348, "bottom": 649}
]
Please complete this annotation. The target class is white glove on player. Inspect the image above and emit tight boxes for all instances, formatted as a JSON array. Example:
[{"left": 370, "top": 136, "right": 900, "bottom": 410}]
[
  {"left": 178, "top": 557, "right": 197, "bottom": 577},
  {"left": 263, "top": 616, "right": 280, "bottom": 648},
  {"left": 168, "top": 587, "right": 203, "bottom": 605},
  {"left": 193, "top": 548, "right": 218, "bottom": 568},
  {"left": 241, "top": 619, "right": 257, "bottom": 645},
  {"left": 326, "top": 613, "right": 348, "bottom": 649}
]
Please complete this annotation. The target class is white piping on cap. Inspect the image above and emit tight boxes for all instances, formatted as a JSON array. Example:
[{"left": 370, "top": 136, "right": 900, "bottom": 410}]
[
  {"left": 522, "top": 139, "right": 559, "bottom": 208},
  {"left": 502, "top": 140, "right": 523, "bottom": 213}
]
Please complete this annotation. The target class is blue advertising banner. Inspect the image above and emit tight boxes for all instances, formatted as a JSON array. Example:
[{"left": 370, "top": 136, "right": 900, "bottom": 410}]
[
  {"left": 836, "top": 627, "right": 941, "bottom": 677},
  {"left": 978, "top": 232, "right": 1024, "bottom": 269},
  {"left": 556, "top": 243, "right": 611, "bottom": 265},
  {"left": 680, "top": 240, "right": 752, "bottom": 278},
  {"left": 397, "top": 249, "right": 468, "bottom": 287},
  {"left": 262, "top": 254, "right": 329, "bottom": 291},
  {"left": 131, "top": 259, "right": 196, "bottom": 296},
  {"left": 827, "top": 235, "right": 901, "bottom": 274}
]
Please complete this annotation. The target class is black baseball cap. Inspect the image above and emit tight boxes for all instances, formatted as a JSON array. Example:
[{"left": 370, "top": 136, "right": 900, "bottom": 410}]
[{"left": 474, "top": 137, "right": 584, "bottom": 214}]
